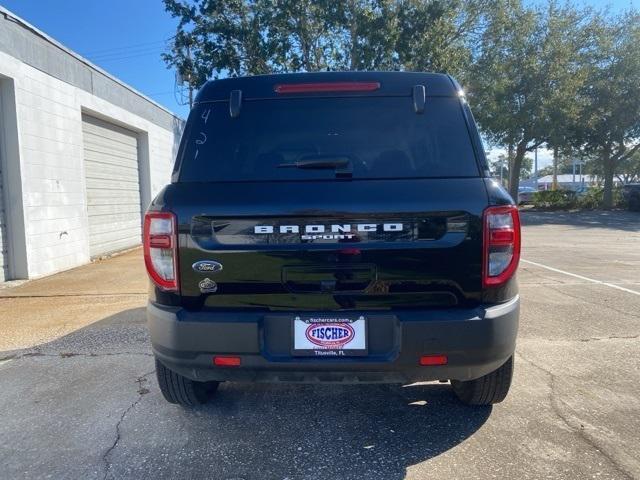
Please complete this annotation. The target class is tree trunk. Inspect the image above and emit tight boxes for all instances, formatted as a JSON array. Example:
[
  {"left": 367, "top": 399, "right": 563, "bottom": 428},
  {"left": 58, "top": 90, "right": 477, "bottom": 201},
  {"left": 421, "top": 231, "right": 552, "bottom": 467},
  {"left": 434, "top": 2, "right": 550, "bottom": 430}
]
[
  {"left": 509, "top": 142, "right": 527, "bottom": 201},
  {"left": 507, "top": 143, "right": 514, "bottom": 189},
  {"left": 602, "top": 148, "right": 615, "bottom": 209},
  {"left": 298, "top": 9, "right": 311, "bottom": 71},
  {"left": 349, "top": 0, "right": 359, "bottom": 70},
  {"left": 552, "top": 146, "right": 559, "bottom": 191}
]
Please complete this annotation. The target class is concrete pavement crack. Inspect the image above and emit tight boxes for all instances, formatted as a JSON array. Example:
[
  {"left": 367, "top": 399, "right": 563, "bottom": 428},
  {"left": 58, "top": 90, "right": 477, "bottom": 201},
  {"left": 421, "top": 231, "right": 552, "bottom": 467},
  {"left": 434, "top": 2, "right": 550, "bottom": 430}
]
[
  {"left": 102, "top": 369, "right": 155, "bottom": 480},
  {"left": 0, "top": 351, "right": 153, "bottom": 362},
  {"left": 578, "top": 334, "right": 639, "bottom": 342},
  {"left": 516, "top": 352, "right": 635, "bottom": 480}
]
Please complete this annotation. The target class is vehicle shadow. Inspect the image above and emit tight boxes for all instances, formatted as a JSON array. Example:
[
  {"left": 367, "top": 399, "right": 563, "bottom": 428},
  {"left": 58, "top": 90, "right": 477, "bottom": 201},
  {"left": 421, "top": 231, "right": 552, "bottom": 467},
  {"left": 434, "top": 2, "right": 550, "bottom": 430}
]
[{"left": 167, "top": 381, "right": 492, "bottom": 479}]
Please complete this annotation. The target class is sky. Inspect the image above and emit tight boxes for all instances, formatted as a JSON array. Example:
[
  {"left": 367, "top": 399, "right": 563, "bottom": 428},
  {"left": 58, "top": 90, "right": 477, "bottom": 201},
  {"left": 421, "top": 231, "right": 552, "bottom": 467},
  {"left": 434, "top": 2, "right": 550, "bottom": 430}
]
[
  {"left": 1, "top": 0, "right": 636, "bottom": 168},
  {"left": 1, "top": 0, "right": 187, "bottom": 115}
]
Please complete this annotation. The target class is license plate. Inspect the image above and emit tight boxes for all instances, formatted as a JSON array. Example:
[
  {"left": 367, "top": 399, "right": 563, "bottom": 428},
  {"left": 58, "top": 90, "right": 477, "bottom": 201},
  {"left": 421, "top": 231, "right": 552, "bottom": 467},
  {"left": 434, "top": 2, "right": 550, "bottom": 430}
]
[{"left": 292, "top": 315, "right": 367, "bottom": 357}]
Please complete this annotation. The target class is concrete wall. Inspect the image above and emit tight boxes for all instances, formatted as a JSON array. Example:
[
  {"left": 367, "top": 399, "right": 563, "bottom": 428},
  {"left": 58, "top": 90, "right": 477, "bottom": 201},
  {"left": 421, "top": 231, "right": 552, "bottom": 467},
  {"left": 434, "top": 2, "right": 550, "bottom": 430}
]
[{"left": 0, "top": 9, "right": 183, "bottom": 280}]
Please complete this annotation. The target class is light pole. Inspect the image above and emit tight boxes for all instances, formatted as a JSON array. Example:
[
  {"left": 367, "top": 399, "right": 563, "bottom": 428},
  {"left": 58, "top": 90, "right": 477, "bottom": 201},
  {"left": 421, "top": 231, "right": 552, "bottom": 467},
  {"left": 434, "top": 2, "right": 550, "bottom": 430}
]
[
  {"left": 534, "top": 146, "right": 538, "bottom": 190},
  {"left": 572, "top": 159, "right": 585, "bottom": 190}
]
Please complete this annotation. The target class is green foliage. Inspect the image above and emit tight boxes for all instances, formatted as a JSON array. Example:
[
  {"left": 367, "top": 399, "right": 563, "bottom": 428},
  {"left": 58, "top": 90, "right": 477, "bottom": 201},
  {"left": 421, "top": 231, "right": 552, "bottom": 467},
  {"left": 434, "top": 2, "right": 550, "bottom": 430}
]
[
  {"left": 532, "top": 187, "right": 626, "bottom": 210},
  {"left": 162, "top": 0, "right": 489, "bottom": 85},
  {"left": 393, "top": 0, "right": 487, "bottom": 81},
  {"left": 532, "top": 190, "right": 577, "bottom": 209},
  {"left": 577, "top": 187, "right": 625, "bottom": 209},
  {"left": 468, "top": 0, "right": 594, "bottom": 200},
  {"left": 576, "top": 187, "right": 604, "bottom": 209},
  {"left": 571, "top": 11, "right": 640, "bottom": 208}
]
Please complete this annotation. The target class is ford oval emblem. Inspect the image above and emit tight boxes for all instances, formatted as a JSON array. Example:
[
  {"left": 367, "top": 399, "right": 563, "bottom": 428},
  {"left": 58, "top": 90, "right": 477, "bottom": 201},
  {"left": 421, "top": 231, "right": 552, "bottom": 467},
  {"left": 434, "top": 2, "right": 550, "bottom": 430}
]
[
  {"left": 192, "top": 260, "right": 223, "bottom": 273},
  {"left": 305, "top": 323, "right": 355, "bottom": 348}
]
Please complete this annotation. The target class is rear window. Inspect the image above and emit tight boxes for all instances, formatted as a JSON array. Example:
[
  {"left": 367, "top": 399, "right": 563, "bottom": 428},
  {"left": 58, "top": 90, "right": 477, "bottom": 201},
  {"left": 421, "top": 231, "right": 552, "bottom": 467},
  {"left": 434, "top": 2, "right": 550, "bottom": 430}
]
[{"left": 177, "top": 96, "right": 479, "bottom": 182}]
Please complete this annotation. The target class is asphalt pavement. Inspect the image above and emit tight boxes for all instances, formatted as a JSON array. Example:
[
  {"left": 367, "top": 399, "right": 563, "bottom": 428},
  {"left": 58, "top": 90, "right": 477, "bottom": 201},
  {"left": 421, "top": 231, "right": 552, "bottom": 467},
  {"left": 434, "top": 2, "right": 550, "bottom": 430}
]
[{"left": 0, "top": 210, "right": 639, "bottom": 479}]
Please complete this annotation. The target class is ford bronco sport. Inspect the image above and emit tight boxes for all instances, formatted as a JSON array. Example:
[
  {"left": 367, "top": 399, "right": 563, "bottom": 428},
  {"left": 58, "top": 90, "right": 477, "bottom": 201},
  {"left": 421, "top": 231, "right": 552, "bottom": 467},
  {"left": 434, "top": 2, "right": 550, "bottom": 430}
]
[{"left": 145, "top": 72, "right": 520, "bottom": 407}]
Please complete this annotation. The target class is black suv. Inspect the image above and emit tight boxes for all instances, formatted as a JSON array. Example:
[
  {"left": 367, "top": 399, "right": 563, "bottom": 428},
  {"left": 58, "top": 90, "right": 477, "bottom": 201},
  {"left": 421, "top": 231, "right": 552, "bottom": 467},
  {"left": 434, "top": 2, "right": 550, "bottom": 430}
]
[{"left": 144, "top": 72, "right": 520, "bottom": 407}]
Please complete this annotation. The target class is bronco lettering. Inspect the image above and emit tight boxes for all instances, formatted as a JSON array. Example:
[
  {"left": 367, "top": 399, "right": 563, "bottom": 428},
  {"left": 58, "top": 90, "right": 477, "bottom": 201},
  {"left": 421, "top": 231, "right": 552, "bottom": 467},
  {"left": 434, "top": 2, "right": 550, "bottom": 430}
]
[{"left": 254, "top": 223, "right": 403, "bottom": 234}]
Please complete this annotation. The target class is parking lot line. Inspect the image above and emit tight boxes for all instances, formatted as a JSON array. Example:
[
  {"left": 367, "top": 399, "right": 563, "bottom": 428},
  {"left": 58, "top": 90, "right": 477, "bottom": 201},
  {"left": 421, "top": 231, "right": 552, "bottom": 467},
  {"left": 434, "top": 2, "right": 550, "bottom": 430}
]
[{"left": 521, "top": 259, "right": 640, "bottom": 296}]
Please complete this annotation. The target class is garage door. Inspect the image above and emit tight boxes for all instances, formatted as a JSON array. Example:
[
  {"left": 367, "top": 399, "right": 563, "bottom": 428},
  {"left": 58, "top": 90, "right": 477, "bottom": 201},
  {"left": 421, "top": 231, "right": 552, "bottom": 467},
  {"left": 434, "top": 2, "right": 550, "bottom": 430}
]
[{"left": 82, "top": 115, "right": 142, "bottom": 257}]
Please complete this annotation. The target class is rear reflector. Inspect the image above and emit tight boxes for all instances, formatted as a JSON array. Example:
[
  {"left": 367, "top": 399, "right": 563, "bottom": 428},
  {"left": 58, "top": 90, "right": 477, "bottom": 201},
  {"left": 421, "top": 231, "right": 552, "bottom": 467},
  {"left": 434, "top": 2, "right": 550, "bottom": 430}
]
[
  {"left": 213, "top": 356, "right": 241, "bottom": 367},
  {"left": 420, "top": 355, "right": 448, "bottom": 366},
  {"left": 274, "top": 82, "right": 380, "bottom": 94}
]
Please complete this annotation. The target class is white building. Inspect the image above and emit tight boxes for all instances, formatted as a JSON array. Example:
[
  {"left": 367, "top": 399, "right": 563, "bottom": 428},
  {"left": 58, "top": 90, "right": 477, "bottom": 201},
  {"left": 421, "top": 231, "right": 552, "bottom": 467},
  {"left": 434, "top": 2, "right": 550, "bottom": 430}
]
[
  {"left": 521, "top": 174, "right": 622, "bottom": 191},
  {"left": 0, "top": 7, "right": 183, "bottom": 281}
]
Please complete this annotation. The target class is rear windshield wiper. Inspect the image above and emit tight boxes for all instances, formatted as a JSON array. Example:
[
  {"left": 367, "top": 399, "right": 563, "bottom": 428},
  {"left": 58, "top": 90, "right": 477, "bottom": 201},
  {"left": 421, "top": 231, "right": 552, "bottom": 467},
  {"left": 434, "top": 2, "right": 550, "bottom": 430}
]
[
  {"left": 277, "top": 156, "right": 350, "bottom": 170},
  {"left": 277, "top": 155, "right": 353, "bottom": 178}
]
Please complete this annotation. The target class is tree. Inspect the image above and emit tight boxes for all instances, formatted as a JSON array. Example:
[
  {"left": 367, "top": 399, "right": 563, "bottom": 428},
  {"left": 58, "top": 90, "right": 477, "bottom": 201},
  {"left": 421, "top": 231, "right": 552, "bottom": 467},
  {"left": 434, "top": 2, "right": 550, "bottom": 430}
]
[
  {"left": 394, "top": 0, "right": 489, "bottom": 81},
  {"left": 161, "top": 0, "right": 485, "bottom": 87},
  {"left": 543, "top": 2, "right": 595, "bottom": 190},
  {"left": 160, "top": 0, "right": 640, "bottom": 208},
  {"left": 469, "top": 0, "right": 594, "bottom": 200},
  {"left": 469, "top": 1, "right": 545, "bottom": 200},
  {"left": 334, "top": 0, "right": 400, "bottom": 71},
  {"left": 259, "top": 0, "right": 346, "bottom": 72},
  {"left": 162, "top": 0, "right": 272, "bottom": 87},
  {"left": 573, "top": 11, "right": 640, "bottom": 208}
]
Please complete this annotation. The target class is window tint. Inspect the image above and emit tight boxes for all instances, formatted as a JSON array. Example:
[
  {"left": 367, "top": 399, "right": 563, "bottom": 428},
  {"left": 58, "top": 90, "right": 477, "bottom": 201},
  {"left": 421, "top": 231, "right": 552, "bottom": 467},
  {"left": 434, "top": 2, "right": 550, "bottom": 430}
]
[{"left": 178, "top": 96, "right": 479, "bottom": 182}]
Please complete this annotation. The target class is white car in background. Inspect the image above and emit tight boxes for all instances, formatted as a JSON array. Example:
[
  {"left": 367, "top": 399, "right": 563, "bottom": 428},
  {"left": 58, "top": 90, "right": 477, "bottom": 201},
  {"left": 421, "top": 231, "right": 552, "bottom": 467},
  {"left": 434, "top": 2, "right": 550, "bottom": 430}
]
[{"left": 517, "top": 186, "right": 537, "bottom": 204}]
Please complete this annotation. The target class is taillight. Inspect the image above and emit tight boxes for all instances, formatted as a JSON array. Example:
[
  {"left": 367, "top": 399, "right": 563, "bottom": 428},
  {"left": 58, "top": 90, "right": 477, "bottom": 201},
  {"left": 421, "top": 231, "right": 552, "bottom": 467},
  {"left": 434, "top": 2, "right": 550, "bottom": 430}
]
[
  {"left": 143, "top": 211, "right": 178, "bottom": 291},
  {"left": 483, "top": 205, "right": 521, "bottom": 287}
]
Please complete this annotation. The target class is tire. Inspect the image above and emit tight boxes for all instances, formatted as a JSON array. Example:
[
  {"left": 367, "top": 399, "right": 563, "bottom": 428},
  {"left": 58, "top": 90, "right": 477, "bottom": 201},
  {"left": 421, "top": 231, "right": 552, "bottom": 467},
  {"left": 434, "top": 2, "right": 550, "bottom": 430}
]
[
  {"left": 451, "top": 356, "right": 513, "bottom": 405},
  {"left": 155, "top": 358, "right": 219, "bottom": 406}
]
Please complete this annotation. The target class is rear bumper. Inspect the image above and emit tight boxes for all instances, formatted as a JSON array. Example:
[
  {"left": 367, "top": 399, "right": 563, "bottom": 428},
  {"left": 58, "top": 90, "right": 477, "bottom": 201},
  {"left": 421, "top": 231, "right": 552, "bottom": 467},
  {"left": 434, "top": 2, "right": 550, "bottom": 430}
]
[{"left": 148, "top": 296, "right": 519, "bottom": 384}]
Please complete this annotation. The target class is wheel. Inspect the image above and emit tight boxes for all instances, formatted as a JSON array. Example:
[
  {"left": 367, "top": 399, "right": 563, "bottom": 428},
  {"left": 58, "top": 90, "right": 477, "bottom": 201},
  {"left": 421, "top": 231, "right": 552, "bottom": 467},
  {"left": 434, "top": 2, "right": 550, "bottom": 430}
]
[
  {"left": 155, "top": 358, "right": 219, "bottom": 406},
  {"left": 451, "top": 356, "right": 513, "bottom": 405}
]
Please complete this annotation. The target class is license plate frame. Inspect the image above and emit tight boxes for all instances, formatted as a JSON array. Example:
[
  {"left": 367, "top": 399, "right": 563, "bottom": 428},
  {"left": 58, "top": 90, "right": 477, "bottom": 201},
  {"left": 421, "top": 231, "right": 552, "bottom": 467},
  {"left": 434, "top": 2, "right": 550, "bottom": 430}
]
[{"left": 291, "top": 315, "right": 368, "bottom": 357}]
